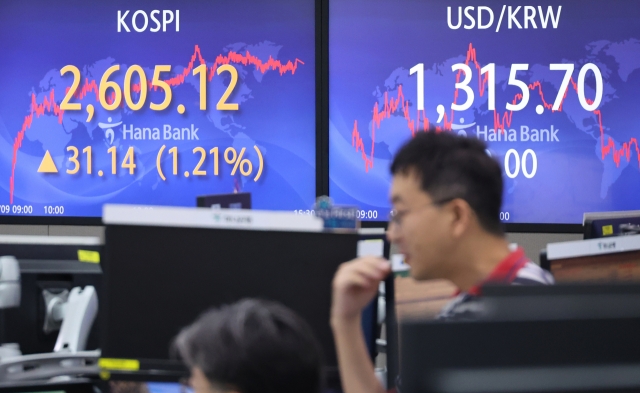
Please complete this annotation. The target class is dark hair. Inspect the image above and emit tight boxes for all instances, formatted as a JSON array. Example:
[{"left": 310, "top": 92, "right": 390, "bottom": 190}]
[
  {"left": 390, "top": 129, "right": 504, "bottom": 235},
  {"left": 173, "top": 299, "right": 322, "bottom": 393}
]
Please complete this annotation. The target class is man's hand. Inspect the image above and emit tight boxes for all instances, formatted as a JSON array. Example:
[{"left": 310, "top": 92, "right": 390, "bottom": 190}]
[
  {"left": 331, "top": 257, "right": 391, "bottom": 393},
  {"left": 331, "top": 256, "right": 391, "bottom": 324}
]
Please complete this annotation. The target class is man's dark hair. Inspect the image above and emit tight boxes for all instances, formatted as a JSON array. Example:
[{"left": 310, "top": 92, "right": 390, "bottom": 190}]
[
  {"left": 173, "top": 299, "right": 322, "bottom": 393},
  {"left": 390, "top": 128, "right": 504, "bottom": 235}
]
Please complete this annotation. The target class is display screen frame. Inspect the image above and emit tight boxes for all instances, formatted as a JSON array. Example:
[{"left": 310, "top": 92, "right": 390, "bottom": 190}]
[
  {"left": 0, "top": 0, "right": 322, "bottom": 225},
  {"left": 305, "top": 0, "right": 583, "bottom": 234},
  {"left": 325, "top": 0, "right": 640, "bottom": 232}
]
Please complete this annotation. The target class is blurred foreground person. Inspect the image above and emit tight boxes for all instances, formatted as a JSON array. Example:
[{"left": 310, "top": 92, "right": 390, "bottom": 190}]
[
  {"left": 175, "top": 299, "right": 323, "bottom": 393},
  {"left": 331, "top": 130, "right": 554, "bottom": 393}
]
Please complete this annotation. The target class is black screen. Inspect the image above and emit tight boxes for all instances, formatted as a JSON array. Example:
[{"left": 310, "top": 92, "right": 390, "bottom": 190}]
[
  {"left": 102, "top": 225, "right": 358, "bottom": 372},
  {"left": 196, "top": 192, "right": 252, "bottom": 209}
]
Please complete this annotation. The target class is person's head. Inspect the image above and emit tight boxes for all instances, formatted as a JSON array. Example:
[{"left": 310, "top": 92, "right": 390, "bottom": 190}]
[
  {"left": 387, "top": 128, "right": 504, "bottom": 280},
  {"left": 174, "top": 299, "right": 322, "bottom": 393}
]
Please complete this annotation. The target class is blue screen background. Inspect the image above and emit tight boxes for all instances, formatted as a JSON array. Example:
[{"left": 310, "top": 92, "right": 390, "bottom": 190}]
[
  {"left": 0, "top": 0, "right": 316, "bottom": 217},
  {"left": 329, "top": 0, "right": 640, "bottom": 224}
]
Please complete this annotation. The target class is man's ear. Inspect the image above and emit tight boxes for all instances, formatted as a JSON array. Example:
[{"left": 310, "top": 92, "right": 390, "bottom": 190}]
[{"left": 447, "top": 198, "right": 472, "bottom": 239}]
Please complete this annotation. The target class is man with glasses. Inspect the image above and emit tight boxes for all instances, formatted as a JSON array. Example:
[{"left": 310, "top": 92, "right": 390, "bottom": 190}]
[{"left": 330, "top": 130, "right": 553, "bottom": 393}]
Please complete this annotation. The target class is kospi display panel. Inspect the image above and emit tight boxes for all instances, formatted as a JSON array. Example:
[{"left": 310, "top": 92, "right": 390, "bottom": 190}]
[
  {"left": 0, "top": 0, "right": 315, "bottom": 219},
  {"left": 329, "top": 0, "right": 640, "bottom": 224}
]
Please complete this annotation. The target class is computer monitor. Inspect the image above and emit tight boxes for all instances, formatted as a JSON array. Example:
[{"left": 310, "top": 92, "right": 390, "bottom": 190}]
[
  {"left": 196, "top": 192, "right": 252, "bottom": 210},
  {"left": 583, "top": 211, "right": 640, "bottom": 239},
  {"left": 329, "top": 0, "right": 640, "bottom": 227},
  {"left": 400, "top": 284, "right": 640, "bottom": 393},
  {"left": 541, "top": 234, "right": 640, "bottom": 283},
  {"left": 482, "top": 283, "right": 640, "bottom": 321},
  {"left": 0, "top": 0, "right": 317, "bottom": 222},
  {"left": 101, "top": 205, "right": 358, "bottom": 388}
]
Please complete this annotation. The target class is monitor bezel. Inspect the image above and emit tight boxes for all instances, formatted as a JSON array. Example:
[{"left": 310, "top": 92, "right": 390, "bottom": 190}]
[
  {"left": 0, "top": 0, "right": 323, "bottom": 226},
  {"left": 360, "top": 220, "right": 582, "bottom": 234}
]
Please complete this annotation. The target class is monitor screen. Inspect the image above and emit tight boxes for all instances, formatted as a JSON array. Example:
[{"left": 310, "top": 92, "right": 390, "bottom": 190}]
[
  {"left": 400, "top": 305, "right": 640, "bottom": 393},
  {"left": 583, "top": 212, "right": 640, "bottom": 239},
  {"left": 329, "top": 0, "right": 640, "bottom": 224},
  {"left": 102, "top": 224, "right": 358, "bottom": 379},
  {"left": 196, "top": 192, "right": 251, "bottom": 209},
  {"left": 0, "top": 0, "right": 315, "bottom": 218}
]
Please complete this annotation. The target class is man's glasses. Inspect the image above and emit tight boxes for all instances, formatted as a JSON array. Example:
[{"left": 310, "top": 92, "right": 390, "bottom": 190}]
[{"left": 388, "top": 197, "right": 454, "bottom": 229}]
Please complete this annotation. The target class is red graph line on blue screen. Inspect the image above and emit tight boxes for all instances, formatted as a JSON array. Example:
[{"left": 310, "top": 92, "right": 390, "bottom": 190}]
[
  {"left": 351, "top": 43, "right": 638, "bottom": 173},
  {"left": 9, "top": 45, "right": 304, "bottom": 203}
]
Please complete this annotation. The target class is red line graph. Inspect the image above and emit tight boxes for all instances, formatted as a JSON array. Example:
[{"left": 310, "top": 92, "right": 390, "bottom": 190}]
[
  {"left": 351, "top": 43, "right": 638, "bottom": 172},
  {"left": 9, "top": 45, "right": 304, "bottom": 203}
]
